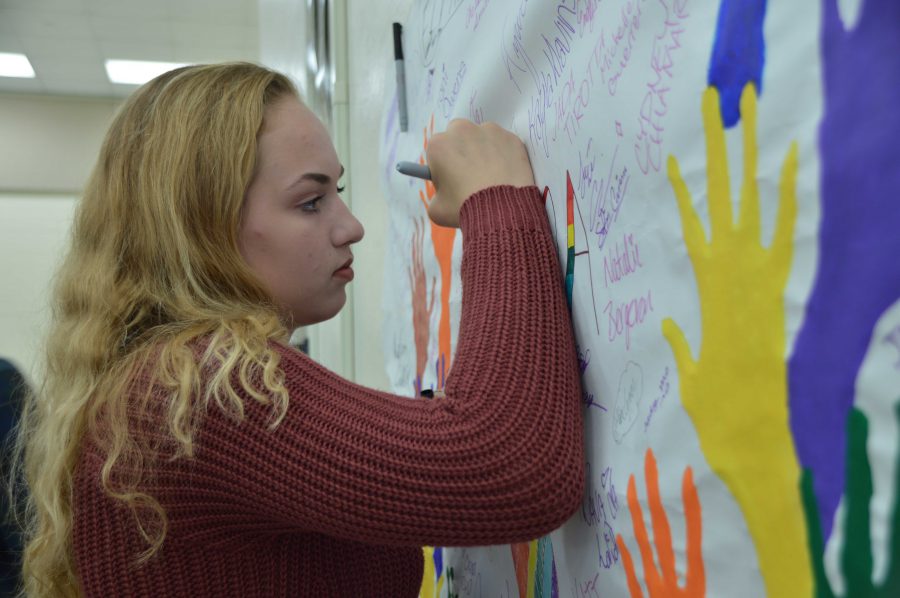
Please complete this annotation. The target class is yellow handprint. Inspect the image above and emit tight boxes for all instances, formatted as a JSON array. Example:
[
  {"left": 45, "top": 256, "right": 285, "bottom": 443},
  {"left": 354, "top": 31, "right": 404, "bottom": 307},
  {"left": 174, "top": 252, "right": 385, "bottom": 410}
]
[
  {"left": 419, "top": 546, "right": 445, "bottom": 598},
  {"left": 663, "top": 84, "right": 808, "bottom": 598}
]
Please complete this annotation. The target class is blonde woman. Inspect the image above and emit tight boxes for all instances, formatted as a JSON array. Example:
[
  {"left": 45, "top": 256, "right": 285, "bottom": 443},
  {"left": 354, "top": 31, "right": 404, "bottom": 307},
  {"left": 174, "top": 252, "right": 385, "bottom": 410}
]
[{"left": 16, "top": 63, "right": 583, "bottom": 597}]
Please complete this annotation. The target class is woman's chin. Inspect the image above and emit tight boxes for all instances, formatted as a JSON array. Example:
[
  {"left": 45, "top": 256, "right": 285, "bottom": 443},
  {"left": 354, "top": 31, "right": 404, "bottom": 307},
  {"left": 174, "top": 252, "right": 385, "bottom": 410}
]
[{"left": 289, "top": 294, "right": 346, "bottom": 328}]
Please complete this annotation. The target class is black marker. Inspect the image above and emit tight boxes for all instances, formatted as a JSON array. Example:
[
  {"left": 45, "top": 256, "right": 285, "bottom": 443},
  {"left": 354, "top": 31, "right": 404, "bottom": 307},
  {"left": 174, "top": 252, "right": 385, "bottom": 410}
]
[{"left": 393, "top": 23, "right": 408, "bottom": 132}]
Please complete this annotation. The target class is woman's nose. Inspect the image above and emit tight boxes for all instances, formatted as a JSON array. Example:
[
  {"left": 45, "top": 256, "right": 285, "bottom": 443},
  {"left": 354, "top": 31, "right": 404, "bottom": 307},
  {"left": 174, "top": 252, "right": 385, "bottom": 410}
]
[{"left": 332, "top": 198, "right": 365, "bottom": 246}]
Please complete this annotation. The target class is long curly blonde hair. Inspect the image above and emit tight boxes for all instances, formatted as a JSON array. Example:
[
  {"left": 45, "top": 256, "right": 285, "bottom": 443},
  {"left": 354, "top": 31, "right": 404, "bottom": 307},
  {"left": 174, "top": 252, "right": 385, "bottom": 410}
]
[{"left": 14, "top": 63, "right": 300, "bottom": 597}]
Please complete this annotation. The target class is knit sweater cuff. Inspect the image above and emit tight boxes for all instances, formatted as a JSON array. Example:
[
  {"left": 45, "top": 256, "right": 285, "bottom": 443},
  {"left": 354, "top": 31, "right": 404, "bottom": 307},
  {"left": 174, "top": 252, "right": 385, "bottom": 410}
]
[{"left": 458, "top": 185, "right": 546, "bottom": 237}]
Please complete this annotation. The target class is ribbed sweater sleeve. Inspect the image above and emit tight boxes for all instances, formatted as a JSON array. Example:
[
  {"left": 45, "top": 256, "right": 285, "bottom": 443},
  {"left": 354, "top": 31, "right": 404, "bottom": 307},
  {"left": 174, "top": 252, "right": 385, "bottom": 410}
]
[{"left": 187, "top": 185, "right": 584, "bottom": 548}]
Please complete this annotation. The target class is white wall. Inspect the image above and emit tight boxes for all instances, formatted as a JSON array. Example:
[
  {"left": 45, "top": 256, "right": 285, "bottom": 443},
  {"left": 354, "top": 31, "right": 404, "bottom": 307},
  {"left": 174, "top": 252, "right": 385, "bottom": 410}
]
[
  {"left": 0, "top": 93, "right": 120, "bottom": 193},
  {"left": 0, "top": 194, "right": 78, "bottom": 382},
  {"left": 0, "top": 94, "right": 119, "bottom": 381}
]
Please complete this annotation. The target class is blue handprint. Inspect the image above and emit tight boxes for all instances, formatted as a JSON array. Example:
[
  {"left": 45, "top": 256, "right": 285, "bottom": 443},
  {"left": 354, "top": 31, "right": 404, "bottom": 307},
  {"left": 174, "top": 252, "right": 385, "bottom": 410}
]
[
  {"left": 707, "top": 0, "right": 768, "bottom": 128},
  {"left": 789, "top": 0, "right": 900, "bottom": 539}
]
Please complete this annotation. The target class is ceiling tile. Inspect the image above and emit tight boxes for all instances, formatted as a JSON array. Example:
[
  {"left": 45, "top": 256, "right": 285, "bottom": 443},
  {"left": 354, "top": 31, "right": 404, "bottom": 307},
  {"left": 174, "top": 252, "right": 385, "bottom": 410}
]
[
  {"left": 0, "top": 10, "right": 24, "bottom": 35},
  {"left": 0, "top": 34, "right": 27, "bottom": 53},
  {"left": 21, "top": 37, "right": 102, "bottom": 60},
  {"left": 89, "top": 16, "right": 173, "bottom": 44},
  {"left": 98, "top": 41, "right": 176, "bottom": 63},
  {"left": 172, "top": 45, "right": 258, "bottom": 64},
  {"left": 84, "top": 0, "right": 169, "bottom": 20},
  {"left": 0, "top": 0, "right": 262, "bottom": 99},
  {"left": 177, "top": 0, "right": 248, "bottom": 24},
  {"left": 171, "top": 22, "right": 254, "bottom": 48},
  {"left": 2, "top": 0, "right": 87, "bottom": 14},
  {"left": 9, "top": 10, "right": 95, "bottom": 41}
]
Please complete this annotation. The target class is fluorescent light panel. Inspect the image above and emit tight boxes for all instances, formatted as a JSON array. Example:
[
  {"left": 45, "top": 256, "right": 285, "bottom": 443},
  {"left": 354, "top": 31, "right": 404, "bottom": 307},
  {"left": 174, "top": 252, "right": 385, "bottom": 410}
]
[
  {"left": 105, "top": 59, "right": 188, "bottom": 85},
  {"left": 0, "top": 53, "right": 36, "bottom": 78}
]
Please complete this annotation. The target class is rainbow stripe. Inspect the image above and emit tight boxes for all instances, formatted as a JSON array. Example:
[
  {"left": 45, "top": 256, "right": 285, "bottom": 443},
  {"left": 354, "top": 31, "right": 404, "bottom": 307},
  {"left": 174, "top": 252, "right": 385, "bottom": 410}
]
[{"left": 565, "top": 171, "right": 576, "bottom": 312}]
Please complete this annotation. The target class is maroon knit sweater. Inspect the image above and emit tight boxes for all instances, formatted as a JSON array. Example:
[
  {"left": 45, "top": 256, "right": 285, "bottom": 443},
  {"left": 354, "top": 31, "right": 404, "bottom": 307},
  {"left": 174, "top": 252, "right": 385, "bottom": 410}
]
[{"left": 72, "top": 186, "right": 584, "bottom": 597}]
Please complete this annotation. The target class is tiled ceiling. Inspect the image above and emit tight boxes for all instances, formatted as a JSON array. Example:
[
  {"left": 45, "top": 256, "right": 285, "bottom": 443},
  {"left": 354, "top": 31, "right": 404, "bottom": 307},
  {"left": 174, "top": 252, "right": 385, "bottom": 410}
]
[{"left": 0, "top": 0, "right": 259, "bottom": 98}]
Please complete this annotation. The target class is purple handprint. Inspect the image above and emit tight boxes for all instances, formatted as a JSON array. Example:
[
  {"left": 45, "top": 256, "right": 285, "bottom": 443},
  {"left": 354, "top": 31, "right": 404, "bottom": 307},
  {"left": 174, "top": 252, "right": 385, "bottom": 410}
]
[{"left": 788, "top": 0, "right": 900, "bottom": 539}]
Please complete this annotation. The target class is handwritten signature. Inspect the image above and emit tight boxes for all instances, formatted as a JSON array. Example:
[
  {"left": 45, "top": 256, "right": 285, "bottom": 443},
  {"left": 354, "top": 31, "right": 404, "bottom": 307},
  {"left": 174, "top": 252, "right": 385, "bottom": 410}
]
[
  {"left": 635, "top": 0, "right": 690, "bottom": 174},
  {"left": 605, "top": 289, "right": 654, "bottom": 350}
]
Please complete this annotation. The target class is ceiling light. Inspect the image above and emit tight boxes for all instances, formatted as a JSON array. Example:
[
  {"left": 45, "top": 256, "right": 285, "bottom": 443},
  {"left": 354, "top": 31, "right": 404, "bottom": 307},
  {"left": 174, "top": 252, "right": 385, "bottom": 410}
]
[
  {"left": 0, "top": 53, "right": 36, "bottom": 78},
  {"left": 104, "top": 59, "right": 189, "bottom": 85}
]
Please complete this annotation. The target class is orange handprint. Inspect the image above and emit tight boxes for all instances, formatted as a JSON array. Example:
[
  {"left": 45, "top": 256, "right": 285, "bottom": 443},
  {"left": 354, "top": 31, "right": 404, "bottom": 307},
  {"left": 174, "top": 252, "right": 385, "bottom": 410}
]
[
  {"left": 408, "top": 218, "right": 436, "bottom": 394},
  {"left": 419, "top": 114, "right": 457, "bottom": 389},
  {"left": 616, "top": 449, "right": 705, "bottom": 598}
]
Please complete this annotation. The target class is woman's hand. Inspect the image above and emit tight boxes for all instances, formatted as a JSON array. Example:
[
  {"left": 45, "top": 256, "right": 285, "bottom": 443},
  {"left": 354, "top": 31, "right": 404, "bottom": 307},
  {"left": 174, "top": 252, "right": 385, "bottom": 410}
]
[{"left": 424, "top": 119, "right": 535, "bottom": 227}]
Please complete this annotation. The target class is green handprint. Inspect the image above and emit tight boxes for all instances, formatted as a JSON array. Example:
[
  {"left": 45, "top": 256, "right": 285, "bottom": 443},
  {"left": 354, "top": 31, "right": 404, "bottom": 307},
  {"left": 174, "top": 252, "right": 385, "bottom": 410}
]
[{"left": 802, "top": 403, "right": 900, "bottom": 597}]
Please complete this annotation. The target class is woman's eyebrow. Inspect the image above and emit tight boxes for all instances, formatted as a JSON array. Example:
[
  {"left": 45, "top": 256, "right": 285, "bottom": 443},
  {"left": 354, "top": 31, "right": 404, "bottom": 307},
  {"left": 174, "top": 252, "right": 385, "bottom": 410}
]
[{"left": 285, "top": 165, "right": 345, "bottom": 190}]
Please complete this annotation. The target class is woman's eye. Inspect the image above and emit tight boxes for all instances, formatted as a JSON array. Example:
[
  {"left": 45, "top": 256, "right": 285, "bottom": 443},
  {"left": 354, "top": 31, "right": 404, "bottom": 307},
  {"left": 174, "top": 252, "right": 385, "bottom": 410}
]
[
  {"left": 337, "top": 184, "right": 346, "bottom": 193},
  {"left": 299, "top": 197, "right": 323, "bottom": 212}
]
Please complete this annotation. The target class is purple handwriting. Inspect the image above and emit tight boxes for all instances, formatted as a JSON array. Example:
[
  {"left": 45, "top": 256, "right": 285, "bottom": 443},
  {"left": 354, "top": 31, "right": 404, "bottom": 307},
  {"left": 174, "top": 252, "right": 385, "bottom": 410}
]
[
  {"left": 555, "top": 63, "right": 585, "bottom": 143},
  {"left": 605, "top": 289, "right": 654, "bottom": 350},
  {"left": 554, "top": 27, "right": 607, "bottom": 144},
  {"left": 578, "top": 345, "right": 605, "bottom": 411},
  {"left": 542, "top": 3, "right": 577, "bottom": 90},
  {"left": 466, "top": 0, "right": 489, "bottom": 31},
  {"left": 438, "top": 61, "right": 467, "bottom": 118},
  {"left": 583, "top": 462, "right": 620, "bottom": 571},
  {"left": 634, "top": 0, "right": 689, "bottom": 175},
  {"left": 644, "top": 366, "right": 671, "bottom": 432},
  {"left": 576, "top": 137, "right": 598, "bottom": 198},
  {"left": 571, "top": 572, "right": 601, "bottom": 598},
  {"left": 596, "top": 463, "right": 620, "bottom": 572},
  {"left": 575, "top": 139, "right": 631, "bottom": 251},
  {"left": 577, "top": 345, "right": 591, "bottom": 374},
  {"left": 502, "top": 0, "right": 531, "bottom": 95},
  {"left": 604, "top": 232, "right": 643, "bottom": 287},
  {"left": 582, "top": 461, "right": 619, "bottom": 524},
  {"left": 595, "top": 157, "right": 630, "bottom": 250},
  {"left": 468, "top": 89, "right": 485, "bottom": 124},
  {"left": 885, "top": 324, "right": 900, "bottom": 370},
  {"left": 598, "top": 0, "right": 646, "bottom": 97},
  {"left": 503, "top": 0, "right": 577, "bottom": 157},
  {"left": 576, "top": 0, "right": 600, "bottom": 38},
  {"left": 582, "top": 390, "right": 607, "bottom": 412},
  {"left": 596, "top": 524, "right": 620, "bottom": 570}
]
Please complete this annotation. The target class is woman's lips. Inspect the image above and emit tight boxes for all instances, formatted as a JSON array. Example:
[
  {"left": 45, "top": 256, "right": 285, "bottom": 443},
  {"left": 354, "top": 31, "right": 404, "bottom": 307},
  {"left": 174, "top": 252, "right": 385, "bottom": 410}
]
[
  {"left": 334, "top": 258, "right": 354, "bottom": 281},
  {"left": 333, "top": 266, "right": 354, "bottom": 281}
]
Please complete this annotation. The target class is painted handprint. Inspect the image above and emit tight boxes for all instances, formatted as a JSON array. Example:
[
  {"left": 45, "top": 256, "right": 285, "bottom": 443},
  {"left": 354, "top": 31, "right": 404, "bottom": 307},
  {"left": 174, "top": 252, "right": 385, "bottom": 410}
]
[
  {"left": 663, "top": 84, "right": 810, "bottom": 597},
  {"left": 419, "top": 114, "right": 457, "bottom": 389},
  {"left": 707, "top": 0, "right": 767, "bottom": 128},
  {"left": 616, "top": 449, "right": 704, "bottom": 598},
  {"left": 788, "top": 0, "right": 900, "bottom": 539},
  {"left": 801, "top": 404, "right": 900, "bottom": 597},
  {"left": 510, "top": 536, "right": 558, "bottom": 598},
  {"left": 419, "top": 546, "right": 444, "bottom": 598},
  {"left": 409, "top": 218, "right": 436, "bottom": 394}
]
